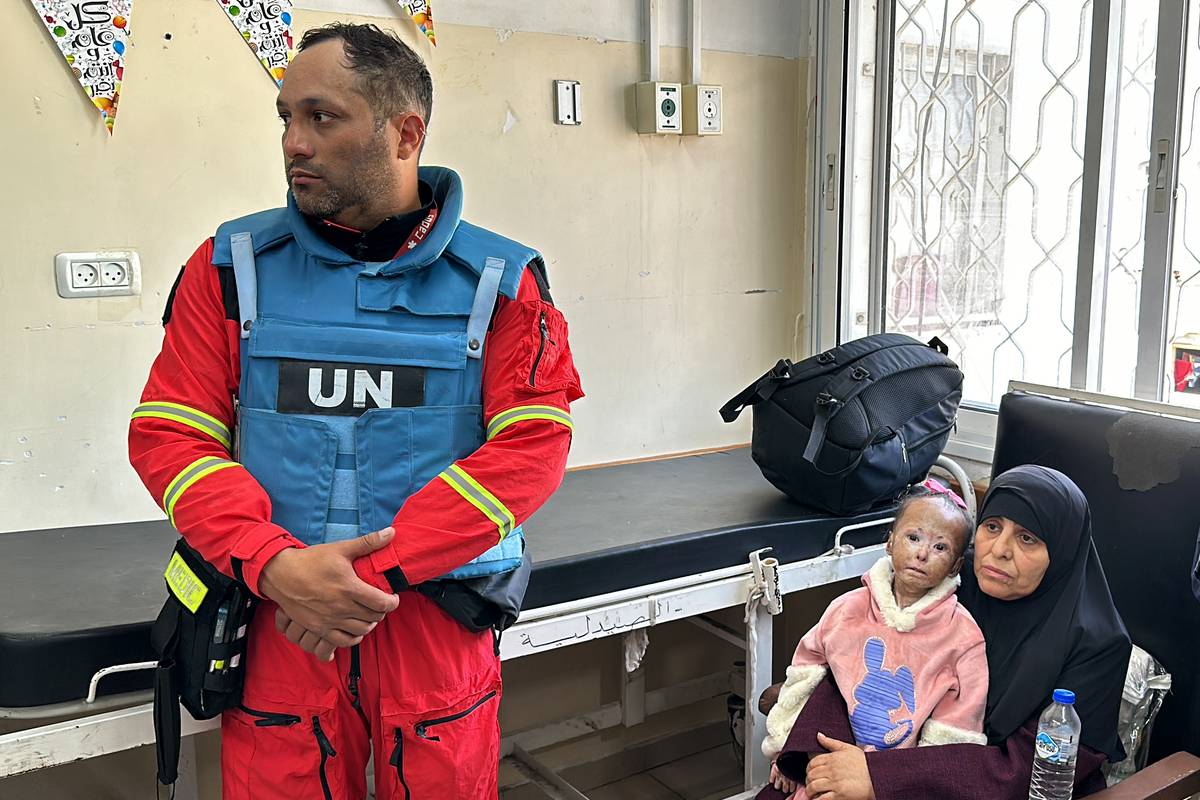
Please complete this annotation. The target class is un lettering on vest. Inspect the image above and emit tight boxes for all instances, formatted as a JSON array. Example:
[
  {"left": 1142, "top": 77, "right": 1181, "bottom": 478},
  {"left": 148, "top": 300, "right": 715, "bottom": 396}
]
[{"left": 277, "top": 360, "right": 425, "bottom": 416}]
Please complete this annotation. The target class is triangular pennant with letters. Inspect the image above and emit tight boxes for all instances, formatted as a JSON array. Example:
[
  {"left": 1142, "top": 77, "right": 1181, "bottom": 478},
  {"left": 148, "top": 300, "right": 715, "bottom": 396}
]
[
  {"left": 31, "top": 0, "right": 132, "bottom": 134},
  {"left": 398, "top": 1, "right": 436, "bottom": 46},
  {"left": 214, "top": 0, "right": 294, "bottom": 87}
]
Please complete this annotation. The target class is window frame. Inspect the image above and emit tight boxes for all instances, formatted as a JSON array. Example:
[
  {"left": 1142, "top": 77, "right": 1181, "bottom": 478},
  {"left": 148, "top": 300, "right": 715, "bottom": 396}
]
[{"left": 812, "top": 0, "right": 1193, "bottom": 463}]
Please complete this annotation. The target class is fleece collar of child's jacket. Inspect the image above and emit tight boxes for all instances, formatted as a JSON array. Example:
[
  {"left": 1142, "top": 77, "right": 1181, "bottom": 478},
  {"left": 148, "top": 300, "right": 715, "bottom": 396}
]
[{"left": 864, "top": 555, "right": 960, "bottom": 633}]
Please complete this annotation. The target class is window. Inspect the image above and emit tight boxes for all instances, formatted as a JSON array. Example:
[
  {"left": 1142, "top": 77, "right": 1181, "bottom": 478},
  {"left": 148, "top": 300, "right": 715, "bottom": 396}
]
[
  {"left": 817, "top": 0, "right": 1199, "bottom": 441},
  {"left": 886, "top": 45, "right": 1010, "bottom": 345}
]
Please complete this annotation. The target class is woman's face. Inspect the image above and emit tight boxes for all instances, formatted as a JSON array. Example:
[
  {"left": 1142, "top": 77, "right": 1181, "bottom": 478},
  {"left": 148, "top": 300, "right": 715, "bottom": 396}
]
[{"left": 973, "top": 515, "right": 1051, "bottom": 600}]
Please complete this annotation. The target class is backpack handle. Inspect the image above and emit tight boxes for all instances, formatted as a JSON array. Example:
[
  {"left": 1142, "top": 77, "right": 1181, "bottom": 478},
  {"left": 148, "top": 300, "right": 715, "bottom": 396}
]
[
  {"left": 719, "top": 349, "right": 852, "bottom": 423},
  {"left": 719, "top": 359, "right": 793, "bottom": 422}
]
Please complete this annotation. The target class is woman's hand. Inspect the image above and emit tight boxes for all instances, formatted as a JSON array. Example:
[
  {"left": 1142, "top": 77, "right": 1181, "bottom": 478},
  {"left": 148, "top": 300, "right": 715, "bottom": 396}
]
[
  {"left": 805, "top": 733, "right": 876, "bottom": 800},
  {"left": 771, "top": 761, "right": 798, "bottom": 794}
]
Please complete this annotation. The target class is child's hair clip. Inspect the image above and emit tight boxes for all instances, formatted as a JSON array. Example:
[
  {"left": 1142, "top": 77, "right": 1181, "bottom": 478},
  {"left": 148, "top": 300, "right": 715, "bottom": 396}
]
[{"left": 918, "top": 477, "right": 969, "bottom": 512}]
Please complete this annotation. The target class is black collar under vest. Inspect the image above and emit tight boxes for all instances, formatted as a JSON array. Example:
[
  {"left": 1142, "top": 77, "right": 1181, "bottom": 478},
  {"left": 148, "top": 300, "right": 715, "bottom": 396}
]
[{"left": 306, "top": 180, "right": 435, "bottom": 262}]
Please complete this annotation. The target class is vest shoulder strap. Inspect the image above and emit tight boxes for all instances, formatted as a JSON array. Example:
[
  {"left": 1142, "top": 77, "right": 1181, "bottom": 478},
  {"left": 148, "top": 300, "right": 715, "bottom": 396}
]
[
  {"left": 445, "top": 220, "right": 538, "bottom": 300},
  {"left": 211, "top": 208, "right": 293, "bottom": 267}
]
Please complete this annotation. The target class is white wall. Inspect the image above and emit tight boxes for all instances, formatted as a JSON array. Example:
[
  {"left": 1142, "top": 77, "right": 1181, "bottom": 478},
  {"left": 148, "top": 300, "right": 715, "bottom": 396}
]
[
  {"left": 1, "top": 1, "right": 811, "bottom": 532},
  {"left": 300, "top": 0, "right": 811, "bottom": 59}
]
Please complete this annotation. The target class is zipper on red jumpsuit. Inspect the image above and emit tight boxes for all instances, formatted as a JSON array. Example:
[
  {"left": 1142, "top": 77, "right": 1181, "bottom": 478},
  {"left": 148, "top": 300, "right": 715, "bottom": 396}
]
[
  {"left": 529, "top": 312, "right": 552, "bottom": 387},
  {"left": 348, "top": 645, "right": 362, "bottom": 711},
  {"left": 414, "top": 691, "right": 499, "bottom": 741},
  {"left": 238, "top": 706, "right": 302, "bottom": 727},
  {"left": 312, "top": 716, "right": 337, "bottom": 800},
  {"left": 390, "top": 691, "right": 498, "bottom": 797},
  {"left": 389, "top": 729, "right": 413, "bottom": 800}
]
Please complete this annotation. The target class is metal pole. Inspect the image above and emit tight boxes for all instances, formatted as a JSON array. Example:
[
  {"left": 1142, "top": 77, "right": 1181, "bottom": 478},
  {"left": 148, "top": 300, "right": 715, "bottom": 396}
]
[
  {"left": 689, "top": 0, "right": 703, "bottom": 85},
  {"left": 1072, "top": 0, "right": 1124, "bottom": 391},
  {"left": 867, "top": 0, "right": 896, "bottom": 336},
  {"left": 1134, "top": 0, "right": 1189, "bottom": 399},
  {"left": 646, "top": 0, "right": 661, "bottom": 82}
]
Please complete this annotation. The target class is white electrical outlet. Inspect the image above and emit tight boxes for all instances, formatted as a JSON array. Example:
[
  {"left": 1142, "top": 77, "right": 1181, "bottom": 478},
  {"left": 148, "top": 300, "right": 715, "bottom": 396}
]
[
  {"left": 71, "top": 263, "right": 100, "bottom": 289},
  {"left": 100, "top": 261, "right": 130, "bottom": 287},
  {"left": 683, "top": 84, "right": 723, "bottom": 135},
  {"left": 56, "top": 251, "right": 141, "bottom": 298},
  {"left": 635, "top": 81, "right": 682, "bottom": 134}
]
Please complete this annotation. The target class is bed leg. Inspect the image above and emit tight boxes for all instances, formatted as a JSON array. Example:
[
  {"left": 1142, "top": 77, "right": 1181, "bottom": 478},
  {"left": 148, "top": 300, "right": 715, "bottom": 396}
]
[{"left": 621, "top": 631, "right": 648, "bottom": 727}]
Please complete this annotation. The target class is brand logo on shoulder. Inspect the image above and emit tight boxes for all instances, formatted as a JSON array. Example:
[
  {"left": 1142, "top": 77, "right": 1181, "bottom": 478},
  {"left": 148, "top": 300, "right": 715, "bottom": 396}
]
[{"left": 277, "top": 360, "right": 425, "bottom": 416}]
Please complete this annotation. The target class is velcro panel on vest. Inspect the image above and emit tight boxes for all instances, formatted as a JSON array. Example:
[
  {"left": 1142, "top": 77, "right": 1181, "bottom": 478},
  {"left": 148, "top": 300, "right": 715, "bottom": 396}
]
[
  {"left": 250, "top": 317, "right": 465, "bottom": 371},
  {"left": 356, "top": 254, "right": 481, "bottom": 316}
]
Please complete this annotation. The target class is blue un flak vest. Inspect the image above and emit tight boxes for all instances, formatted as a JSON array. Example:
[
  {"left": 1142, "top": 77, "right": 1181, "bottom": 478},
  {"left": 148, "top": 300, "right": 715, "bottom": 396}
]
[{"left": 210, "top": 166, "right": 532, "bottom": 580}]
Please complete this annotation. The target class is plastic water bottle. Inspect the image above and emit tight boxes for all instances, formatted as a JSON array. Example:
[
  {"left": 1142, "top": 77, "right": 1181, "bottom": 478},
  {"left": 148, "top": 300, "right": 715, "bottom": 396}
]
[{"left": 1028, "top": 689, "right": 1081, "bottom": 800}]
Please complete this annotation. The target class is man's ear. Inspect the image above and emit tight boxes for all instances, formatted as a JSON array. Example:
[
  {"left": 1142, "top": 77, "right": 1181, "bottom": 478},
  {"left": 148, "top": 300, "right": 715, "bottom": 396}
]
[{"left": 393, "top": 112, "right": 426, "bottom": 161}]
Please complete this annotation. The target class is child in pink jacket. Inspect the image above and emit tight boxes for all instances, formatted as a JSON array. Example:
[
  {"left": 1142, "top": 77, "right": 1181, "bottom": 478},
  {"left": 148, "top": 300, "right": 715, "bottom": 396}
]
[{"left": 763, "top": 481, "right": 988, "bottom": 798}]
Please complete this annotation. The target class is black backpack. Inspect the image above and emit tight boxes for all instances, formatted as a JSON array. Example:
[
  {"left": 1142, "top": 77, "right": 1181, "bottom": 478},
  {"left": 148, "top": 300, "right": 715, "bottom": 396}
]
[{"left": 719, "top": 334, "right": 963, "bottom": 514}]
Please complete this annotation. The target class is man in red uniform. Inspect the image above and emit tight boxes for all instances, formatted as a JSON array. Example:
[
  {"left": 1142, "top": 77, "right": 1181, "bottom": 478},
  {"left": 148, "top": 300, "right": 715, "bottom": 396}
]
[{"left": 130, "top": 23, "right": 581, "bottom": 798}]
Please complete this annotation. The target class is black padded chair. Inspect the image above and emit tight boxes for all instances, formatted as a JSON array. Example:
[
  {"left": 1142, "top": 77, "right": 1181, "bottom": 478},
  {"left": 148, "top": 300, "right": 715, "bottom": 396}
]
[{"left": 992, "top": 389, "right": 1200, "bottom": 762}]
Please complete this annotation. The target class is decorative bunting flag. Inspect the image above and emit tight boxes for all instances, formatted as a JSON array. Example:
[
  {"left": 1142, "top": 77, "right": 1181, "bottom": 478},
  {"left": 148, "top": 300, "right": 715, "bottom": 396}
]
[
  {"left": 31, "top": 0, "right": 132, "bottom": 134},
  {"left": 215, "top": 0, "right": 294, "bottom": 86},
  {"left": 398, "top": 1, "right": 436, "bottom": 46}
]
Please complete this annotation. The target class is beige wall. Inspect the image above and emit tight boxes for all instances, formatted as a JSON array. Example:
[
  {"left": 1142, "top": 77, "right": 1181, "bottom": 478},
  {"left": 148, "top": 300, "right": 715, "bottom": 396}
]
[{"left": 1, "top": 0, "right": 807, "bottom": 533}]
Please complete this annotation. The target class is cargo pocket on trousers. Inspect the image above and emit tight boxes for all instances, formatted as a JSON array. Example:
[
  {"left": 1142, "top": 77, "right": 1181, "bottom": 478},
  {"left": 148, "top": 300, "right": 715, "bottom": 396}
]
[
  {"left": 383, "top": 682, "right": 501, "bottom": 798},
  {"left": 223, "top": 686, "right": 342, "bottom": 800}
]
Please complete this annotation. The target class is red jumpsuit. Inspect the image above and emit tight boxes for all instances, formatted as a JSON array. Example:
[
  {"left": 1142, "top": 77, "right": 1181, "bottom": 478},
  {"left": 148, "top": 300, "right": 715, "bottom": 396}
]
[{"left": 130, "top": 232, "right": 582, "bottom": 799}]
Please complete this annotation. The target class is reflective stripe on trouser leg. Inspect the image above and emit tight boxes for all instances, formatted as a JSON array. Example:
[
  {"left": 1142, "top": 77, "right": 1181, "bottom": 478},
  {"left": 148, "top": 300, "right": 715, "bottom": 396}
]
[{"left": 436, "top": 464, "right": 515, "bottom": 541}]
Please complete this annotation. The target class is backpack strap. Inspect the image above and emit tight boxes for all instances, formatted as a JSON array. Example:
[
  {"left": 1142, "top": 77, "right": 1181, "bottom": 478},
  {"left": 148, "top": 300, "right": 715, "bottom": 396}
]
[{"left": 802, "top": 363, "right": 876, "bottom": 464}]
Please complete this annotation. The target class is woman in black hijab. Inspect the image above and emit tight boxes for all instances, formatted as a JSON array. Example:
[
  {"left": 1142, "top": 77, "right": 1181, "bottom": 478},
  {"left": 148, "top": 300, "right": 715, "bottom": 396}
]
[
  {"left": 960, "top": 465, "right": 1130, "bottom": 759},
  {"left": 762, "top": 465, "right": 1132, "bottom": 800}
]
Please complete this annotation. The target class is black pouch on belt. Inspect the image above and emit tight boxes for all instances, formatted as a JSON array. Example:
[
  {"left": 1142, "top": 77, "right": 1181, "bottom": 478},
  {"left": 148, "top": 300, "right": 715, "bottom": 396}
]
[{"left": 150, "top": 537, "right": 257, "bottom": 786}]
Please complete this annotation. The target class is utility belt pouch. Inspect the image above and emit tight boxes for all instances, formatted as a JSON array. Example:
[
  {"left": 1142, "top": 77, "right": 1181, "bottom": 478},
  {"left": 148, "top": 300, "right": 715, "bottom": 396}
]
[
  {"left": 151, "top": 538, "right": 257, "bottom": 786},
  {"left": 418, "top": 550, "right": 532, "bottom": 637}
]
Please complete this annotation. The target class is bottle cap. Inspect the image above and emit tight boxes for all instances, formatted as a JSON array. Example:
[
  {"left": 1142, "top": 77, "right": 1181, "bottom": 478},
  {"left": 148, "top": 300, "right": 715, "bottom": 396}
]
[{"left": 1053, "top": 689, "right": 1076, "bottom": 705}]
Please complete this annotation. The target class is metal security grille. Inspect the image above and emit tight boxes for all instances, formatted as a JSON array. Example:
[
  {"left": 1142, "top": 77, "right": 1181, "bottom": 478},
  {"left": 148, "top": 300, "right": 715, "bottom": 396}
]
[{"left": 883, "top": 0, "right": 1093, "bottom": 404}]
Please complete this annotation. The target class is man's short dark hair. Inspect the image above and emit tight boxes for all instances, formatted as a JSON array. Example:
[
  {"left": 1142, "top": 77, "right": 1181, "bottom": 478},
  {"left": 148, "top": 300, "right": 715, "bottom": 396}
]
[{"left": 298, "top": 22, "right": 433, "bottom": 128}]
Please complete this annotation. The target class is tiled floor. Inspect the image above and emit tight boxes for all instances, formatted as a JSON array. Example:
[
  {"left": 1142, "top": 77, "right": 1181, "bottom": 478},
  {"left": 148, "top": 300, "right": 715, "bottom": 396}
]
[{"left": 501, "top": 743, "right": 743, "bottom": 800}]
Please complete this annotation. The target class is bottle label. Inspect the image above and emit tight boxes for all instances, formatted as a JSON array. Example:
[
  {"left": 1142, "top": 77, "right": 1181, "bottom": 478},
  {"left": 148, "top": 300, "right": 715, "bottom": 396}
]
[{"left": 1035, "top": 731, "right": 1069, "bottom": 763}]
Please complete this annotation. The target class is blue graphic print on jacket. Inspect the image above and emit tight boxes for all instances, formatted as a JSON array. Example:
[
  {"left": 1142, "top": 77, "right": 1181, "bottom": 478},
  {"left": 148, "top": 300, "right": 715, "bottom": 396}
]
[{"left": 849, "top": 637, "right": 916, "bottom": 749}]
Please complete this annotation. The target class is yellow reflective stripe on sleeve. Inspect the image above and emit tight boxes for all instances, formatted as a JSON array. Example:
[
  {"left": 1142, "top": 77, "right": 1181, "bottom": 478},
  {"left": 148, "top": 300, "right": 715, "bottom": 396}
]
[
  {"left": 162, "top": 456, "right": 240, "bottom": 525},
  {"left": 132, "top": 402, "right": 232, "bottom": 449},
  {"left": 437, "top": 463, "right": 516, "bottom": 541},
  {"left": 485, "top": 404, "right": 574, "bottom": 441}
]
